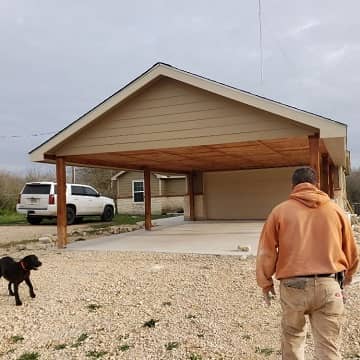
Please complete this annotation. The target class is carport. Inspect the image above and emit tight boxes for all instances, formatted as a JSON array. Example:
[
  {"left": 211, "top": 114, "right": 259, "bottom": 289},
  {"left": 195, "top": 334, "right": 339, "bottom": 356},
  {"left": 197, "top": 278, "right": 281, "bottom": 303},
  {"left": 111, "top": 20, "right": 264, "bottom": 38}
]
[{"left": 29, "top": 63, "right": 350, "bottom": 248}]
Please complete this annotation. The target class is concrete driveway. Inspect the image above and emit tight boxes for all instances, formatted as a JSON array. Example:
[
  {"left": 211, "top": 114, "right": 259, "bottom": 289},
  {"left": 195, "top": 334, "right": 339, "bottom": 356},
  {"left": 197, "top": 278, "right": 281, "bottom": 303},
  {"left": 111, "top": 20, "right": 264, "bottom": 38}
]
[{"left": 67, "top": 216, "right": 264, "bottom": 256}]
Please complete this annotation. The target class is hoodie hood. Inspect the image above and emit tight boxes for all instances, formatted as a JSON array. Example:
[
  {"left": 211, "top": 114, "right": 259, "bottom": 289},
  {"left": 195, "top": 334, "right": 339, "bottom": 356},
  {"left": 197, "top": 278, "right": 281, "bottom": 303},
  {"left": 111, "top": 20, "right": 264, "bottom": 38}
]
[{"left": 290, "top": 183, "right": 330, "bottom": 208}]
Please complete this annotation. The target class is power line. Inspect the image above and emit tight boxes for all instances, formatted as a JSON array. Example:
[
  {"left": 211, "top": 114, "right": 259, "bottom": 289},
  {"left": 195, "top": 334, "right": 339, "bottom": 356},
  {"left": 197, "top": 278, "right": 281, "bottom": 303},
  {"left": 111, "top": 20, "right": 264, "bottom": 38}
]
[{"left": 0, "top": 131, "right": 56, "bottom": 139}]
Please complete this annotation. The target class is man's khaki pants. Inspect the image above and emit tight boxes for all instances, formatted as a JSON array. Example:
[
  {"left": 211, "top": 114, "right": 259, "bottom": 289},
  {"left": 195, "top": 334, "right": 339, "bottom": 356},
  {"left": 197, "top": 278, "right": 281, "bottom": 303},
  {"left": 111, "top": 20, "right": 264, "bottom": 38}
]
[{"left": 280, "top": 277, "right": 344, "bottom": 360}]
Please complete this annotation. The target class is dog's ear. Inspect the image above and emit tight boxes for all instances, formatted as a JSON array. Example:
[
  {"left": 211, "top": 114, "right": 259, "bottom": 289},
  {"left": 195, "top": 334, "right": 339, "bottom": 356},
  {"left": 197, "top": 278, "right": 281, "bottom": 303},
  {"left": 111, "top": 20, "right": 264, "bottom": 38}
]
[{"left": 22, "top": 255, "right": 42, "bottom": 269}]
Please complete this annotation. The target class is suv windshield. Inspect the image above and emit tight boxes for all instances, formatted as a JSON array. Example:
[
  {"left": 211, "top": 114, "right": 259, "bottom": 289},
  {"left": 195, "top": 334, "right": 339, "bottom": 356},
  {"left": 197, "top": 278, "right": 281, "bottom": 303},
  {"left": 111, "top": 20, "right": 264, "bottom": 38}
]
[{"left": 22, "top": 184, "right": 51, "bottom": 194}]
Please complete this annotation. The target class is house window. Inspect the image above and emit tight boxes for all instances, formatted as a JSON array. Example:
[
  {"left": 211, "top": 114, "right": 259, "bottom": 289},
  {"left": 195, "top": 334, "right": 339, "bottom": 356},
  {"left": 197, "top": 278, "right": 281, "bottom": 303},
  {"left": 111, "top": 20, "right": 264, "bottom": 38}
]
[{"left": 133, "top": 180, "right": 144, "bottom": 203}]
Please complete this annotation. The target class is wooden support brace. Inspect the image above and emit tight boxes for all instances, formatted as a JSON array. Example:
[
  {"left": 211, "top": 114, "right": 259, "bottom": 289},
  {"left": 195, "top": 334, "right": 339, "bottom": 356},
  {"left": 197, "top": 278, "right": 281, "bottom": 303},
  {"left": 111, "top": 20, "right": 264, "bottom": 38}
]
[
  {"left": 56, "top": 157, "right": 67, "bottom": 248},
  {"left": 144, "top": 168, "right": 152, "bottom": 231},
  {"left": 308, "top": 133, "right": 320, "bottom": 187},
  {"left": 187, "top": 172, "right": 195, "bottom": 221},
  {"left": 321, "top": 153, "right": 330, "bottom": 195},
  {"left": 329, "top": 164, "right": 335, "bottom": 199}
]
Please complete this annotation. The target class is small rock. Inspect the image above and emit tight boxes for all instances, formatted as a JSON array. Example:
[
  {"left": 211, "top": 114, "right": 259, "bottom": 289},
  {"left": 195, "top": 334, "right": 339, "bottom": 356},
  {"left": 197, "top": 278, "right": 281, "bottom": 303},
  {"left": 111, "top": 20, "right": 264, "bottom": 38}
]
[
  {"left": 38, "top": 236, "right": 52, "bottom": 244},
  {"left": 74, "top": 237, "right": 86, "bottom": 242},
  {"left": 237, "top": 245, "right": 251, "bottom": 252},
  {"left": 16, "top": 245, "right": 26, "bottom": 251}
]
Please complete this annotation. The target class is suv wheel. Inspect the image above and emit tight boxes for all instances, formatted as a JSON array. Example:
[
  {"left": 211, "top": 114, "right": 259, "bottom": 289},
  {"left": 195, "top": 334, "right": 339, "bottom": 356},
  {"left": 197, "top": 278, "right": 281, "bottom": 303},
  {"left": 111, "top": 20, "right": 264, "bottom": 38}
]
[
  {"left": 101, "top": 205, "right": 114, "bottom": 222},
  {"left": 66, "top": 206, "right": 76, "bottom": 225},
  {"left": 27, "top": 216, "right": 42, "bottom": 225}
]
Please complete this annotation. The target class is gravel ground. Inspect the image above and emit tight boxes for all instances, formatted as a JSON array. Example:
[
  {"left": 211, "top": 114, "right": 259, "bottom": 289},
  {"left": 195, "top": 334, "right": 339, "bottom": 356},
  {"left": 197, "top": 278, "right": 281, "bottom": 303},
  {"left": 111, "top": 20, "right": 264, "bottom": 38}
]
[{"left": 0, "top": 249, "right": 359, "bottom": 360}]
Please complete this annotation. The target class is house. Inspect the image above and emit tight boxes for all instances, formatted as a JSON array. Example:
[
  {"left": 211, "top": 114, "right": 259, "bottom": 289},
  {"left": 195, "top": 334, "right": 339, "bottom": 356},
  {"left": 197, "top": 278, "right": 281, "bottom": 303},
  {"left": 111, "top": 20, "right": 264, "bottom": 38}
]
[
  {"left": 29, "top": 62, "right": 351, "bottom": 247},
  {"left": 111, "top": 171, "right": 185, "bottom": 215}
]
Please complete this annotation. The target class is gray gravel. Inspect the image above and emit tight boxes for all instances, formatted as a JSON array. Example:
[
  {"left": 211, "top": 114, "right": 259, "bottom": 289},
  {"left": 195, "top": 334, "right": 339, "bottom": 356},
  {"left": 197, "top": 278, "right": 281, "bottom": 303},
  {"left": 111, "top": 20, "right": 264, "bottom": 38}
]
[{"left": 0, "top": 250, "right": 359, "bottom": 360}]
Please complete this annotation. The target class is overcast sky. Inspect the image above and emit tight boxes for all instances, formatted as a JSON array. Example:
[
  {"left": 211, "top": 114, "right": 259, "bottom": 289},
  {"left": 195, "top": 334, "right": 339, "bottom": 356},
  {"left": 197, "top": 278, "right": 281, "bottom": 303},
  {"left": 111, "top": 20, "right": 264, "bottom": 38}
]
[{"left": 1, "top": 0, "right": 359, "bottom": 174}]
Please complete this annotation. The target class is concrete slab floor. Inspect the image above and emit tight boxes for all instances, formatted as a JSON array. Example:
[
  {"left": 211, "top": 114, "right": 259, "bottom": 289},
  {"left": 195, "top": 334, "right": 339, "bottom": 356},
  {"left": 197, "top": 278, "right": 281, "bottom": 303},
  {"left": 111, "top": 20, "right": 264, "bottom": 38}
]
[{"left": 67, "top": 216, "right": 264, "bottom": 256}]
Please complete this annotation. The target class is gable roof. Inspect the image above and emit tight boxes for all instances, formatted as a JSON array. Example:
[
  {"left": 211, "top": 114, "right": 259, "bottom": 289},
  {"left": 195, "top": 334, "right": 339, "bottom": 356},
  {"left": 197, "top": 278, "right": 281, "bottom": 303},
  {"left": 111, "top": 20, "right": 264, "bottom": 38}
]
[{"left": 30, "top": 62, "right": 347, "bottom": 163}]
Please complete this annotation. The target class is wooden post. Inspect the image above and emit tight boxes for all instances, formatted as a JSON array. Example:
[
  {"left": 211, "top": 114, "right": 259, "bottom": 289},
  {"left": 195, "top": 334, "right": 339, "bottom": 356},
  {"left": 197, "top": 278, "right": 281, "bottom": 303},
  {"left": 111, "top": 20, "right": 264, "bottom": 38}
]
[
  {"left": 321, "top": 153, "right": 330, "bottom": 195},
  {"left": 56, "top": 157, "right": 67, "bottom": 248},
  {"left": 187, "top": 172, "right": 195, "bottom": 221},
  {"left": 308, "top": 133, "right": 320, "bottom": 187},
  {"left": 329, "top": 164, "right": 335, "bottom": 199},
  {"left": 144, "top": 168, "right": 151, "bottom": 231}
]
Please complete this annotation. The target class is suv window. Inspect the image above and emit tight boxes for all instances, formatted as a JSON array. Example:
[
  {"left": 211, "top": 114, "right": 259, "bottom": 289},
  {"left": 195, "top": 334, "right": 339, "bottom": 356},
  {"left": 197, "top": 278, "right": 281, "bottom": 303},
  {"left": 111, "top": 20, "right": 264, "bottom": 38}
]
[
  {"left": 23, "top": 184, "right": 51, "bottom": 194},
  {"left": 84, "top": 187, "right": 98, "bottom": 197},
  {"left": 71, "top": 185, "right": 85, "bottom": 196}
]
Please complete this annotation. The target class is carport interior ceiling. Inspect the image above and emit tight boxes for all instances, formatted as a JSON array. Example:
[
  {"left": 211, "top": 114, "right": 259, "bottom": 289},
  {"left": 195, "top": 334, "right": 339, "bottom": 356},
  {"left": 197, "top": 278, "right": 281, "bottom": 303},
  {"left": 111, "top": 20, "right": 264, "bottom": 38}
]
[{"left": 62, "top": 137, "right": 327, "bottom": 174}]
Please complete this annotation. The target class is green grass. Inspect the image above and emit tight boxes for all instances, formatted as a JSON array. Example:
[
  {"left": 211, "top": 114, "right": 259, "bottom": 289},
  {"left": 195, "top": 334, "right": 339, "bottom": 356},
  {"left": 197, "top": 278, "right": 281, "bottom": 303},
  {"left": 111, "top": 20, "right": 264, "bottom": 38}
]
[
  {"left": 0, "top": 211, "right": 178, "bottom": 226},
  {"left": 110, "top": 213, "right": 178, "bottom": 226},
  {"left": 86, "top": 303, "right": 102, "bottom": 312},
  {"left": 189, "top": 353, "right": 202, "bottom": 360},
  {"left": 70, "top": 333, "right": 89, "bottom": 348},
  {"left": 86, "top": 350, "right": 108, "bottom": 358},
  {"left": 255, "top": 346, "right": 275, "bottom": 356},
  {"left": 10, "top": 335, "right": 24, "bottom": 343},
  {"left": 118, "top": 344, "right": 131, "bottom": 351},
  {"left": 165, "top": 342, "right": 179, "bottom": 351},
  {"left": 0, "top": 210, "right": 27, "bottom": 225},
  {"left": 16, "top": 352, "right": 40, "bottom": 360},
  {"left": 54, "top": 344, "right": 67, "bottom": 350}
]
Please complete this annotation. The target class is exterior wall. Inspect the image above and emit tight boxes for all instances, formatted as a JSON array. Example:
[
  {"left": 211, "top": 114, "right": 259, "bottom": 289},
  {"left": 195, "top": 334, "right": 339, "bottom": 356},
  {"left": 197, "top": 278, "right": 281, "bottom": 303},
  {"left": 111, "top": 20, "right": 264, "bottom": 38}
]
[
  {"left": 57, "top": 77, "right": 314, "bottom": 156},
  {"left": 159, "top": 196, "right": 184, "bottom": 213},
  {"left": 117, "top": 198, "right": 162, "bottom": 215},
  {"left": 117, "top": 171, "right": 159, "bottom": 197},
  {"left": 203, "top": 167, "right": 297, "bottom": 220},
  {"left": 116, "top": 171, "right": 185, "bottom": 215},
  {"left": 334, "top": 166, "right": 347, "bottom": 210},
  {"left": 162, "top": 178, "right": 185, "bottom": 196},
  {"left": 117, "top": 196, "right": 184, "bottom": 215}
]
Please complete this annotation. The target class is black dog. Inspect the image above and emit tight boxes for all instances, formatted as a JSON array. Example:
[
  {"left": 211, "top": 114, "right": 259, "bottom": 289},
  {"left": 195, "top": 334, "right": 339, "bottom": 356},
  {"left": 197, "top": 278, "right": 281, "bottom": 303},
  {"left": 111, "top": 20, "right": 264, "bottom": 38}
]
[{"left": 0, "top": 255, "right": 42, "bottom": 306}]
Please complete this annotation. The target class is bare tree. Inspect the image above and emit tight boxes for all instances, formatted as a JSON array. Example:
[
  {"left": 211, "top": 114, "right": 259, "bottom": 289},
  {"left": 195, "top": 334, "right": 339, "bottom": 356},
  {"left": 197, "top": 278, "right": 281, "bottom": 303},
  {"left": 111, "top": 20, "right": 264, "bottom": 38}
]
[
  {"left": 0, "top": 171, "right": 24, "bottom": 211},
  {"left": 25, "top": 167, "right": 56, "bottom": 182},
  {"left": 347, "top": 167, "right": 360, "bottom": 199},
  {"left": 75, "top": 167, "right": 118, "bottom": 212}
]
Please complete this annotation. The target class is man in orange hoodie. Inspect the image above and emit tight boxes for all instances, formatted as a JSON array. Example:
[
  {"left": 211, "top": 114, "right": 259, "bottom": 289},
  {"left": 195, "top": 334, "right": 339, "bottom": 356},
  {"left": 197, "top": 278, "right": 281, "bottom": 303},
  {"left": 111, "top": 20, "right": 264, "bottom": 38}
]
[{"left": 256, "top": 167, "right": 359, "bottom": 360}]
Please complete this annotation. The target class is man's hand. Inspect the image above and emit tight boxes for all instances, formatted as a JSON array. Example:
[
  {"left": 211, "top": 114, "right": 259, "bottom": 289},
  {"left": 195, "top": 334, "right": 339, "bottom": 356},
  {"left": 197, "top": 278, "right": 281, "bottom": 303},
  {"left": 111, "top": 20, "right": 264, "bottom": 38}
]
[{"left": 263, "top": 286, "right": 276, "bottom": 306}]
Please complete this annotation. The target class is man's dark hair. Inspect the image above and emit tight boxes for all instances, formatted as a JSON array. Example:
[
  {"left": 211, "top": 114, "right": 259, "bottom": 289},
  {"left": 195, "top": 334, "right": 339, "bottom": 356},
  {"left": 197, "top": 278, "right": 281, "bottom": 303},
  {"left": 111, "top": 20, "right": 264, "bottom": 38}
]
[{"left": 292, "top": 167, "right": 317, "bottom": 186}]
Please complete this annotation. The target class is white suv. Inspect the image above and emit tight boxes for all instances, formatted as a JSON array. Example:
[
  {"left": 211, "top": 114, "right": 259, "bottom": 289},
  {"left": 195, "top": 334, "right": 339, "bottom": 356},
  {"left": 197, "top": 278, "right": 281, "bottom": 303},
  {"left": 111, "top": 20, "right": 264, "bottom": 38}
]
[{"left": 16, "top": 182, "right": 115, "bottom": 225}]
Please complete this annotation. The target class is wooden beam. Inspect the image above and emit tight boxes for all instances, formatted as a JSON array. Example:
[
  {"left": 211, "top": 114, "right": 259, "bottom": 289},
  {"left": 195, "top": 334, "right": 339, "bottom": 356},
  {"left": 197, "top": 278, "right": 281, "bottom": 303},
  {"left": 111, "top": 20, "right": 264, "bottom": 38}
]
[
  {"left": 144, "top": 168, "right": 152, "bottom": 231},
  {"left": 187, "top": 172, "right": 195, "bottom": 221},
  {"left": 321, "top": 153, "right": 330, "bottom": 195},
  {"left": 56, "top": 157, "right": 67, "bottom": 248},
  {"left": 308, "top": 133, "right": 320, "bottom": 187},
  {"left": 329, "top": 164, "right": 335, "bottom": 199}
]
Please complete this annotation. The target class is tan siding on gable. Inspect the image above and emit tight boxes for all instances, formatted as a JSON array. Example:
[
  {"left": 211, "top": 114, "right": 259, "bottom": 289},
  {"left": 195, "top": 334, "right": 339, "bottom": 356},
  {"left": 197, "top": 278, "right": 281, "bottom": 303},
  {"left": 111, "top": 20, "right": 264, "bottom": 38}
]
[{"left": 56, "top": 77, "right": 315, "bottom": 156}]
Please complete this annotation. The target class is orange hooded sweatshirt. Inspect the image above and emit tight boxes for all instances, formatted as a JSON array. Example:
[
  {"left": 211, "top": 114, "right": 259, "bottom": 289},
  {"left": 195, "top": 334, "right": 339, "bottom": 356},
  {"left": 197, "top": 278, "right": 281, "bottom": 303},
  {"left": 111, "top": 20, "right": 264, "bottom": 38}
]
[{"left": 256, "top": 183, "right": 359, "bottom": 291}]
